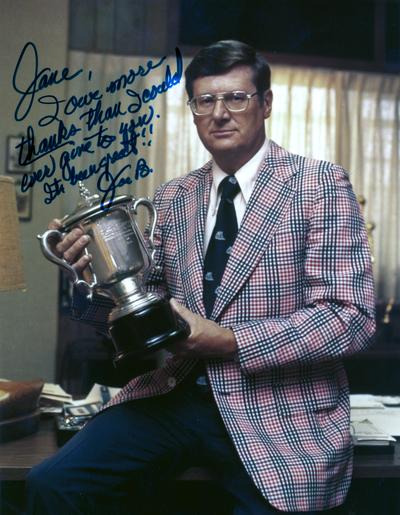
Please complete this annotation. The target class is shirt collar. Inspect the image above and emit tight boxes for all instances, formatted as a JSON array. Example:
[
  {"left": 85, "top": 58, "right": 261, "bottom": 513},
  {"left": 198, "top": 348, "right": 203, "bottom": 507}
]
[{"left": 211, "top": 138, "right": 270, "bottom": 202}]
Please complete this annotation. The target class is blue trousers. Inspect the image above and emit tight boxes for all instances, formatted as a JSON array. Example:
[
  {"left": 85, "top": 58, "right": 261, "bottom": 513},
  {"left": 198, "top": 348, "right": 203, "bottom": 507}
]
[{"left": 26, "top": 383, "right": 333, "bottom": 514}]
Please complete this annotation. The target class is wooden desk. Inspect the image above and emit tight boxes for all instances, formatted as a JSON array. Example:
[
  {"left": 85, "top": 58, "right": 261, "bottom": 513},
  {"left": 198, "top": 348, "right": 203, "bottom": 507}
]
[
  {"left": 0, "top": 418, "right": 58, "bottom": 481},
  {"left": 353, "top": 446, "right": 400, "bottom": 479},
  {"left": 1, "top": 418, "right": 400, "bottom": 481}
]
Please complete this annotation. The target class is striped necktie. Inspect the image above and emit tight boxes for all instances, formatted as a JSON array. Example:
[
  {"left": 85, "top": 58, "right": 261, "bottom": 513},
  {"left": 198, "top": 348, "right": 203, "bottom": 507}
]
[{"left": 203, "top": 175, "right": 241, "bottom": 318}]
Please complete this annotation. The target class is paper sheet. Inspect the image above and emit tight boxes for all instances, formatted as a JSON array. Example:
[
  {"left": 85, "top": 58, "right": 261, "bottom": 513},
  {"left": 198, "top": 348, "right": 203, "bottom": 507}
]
[{"left": 351, "top": 407, "right": 400, "bottom": 436}]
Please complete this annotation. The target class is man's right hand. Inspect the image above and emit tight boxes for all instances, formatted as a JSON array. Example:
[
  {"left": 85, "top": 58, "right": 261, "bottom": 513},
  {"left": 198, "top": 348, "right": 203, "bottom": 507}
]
[{"left": 48, "top": 219, "right": 92, "bottom": 274}]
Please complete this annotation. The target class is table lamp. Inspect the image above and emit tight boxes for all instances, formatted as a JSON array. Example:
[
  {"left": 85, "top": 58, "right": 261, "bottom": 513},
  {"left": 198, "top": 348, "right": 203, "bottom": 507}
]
[
  {"left": 0, "top": 176, "right": 26, "bottom": 291},
  {"left": 0, "top": 176, "right": 43, "bottom": 442}
]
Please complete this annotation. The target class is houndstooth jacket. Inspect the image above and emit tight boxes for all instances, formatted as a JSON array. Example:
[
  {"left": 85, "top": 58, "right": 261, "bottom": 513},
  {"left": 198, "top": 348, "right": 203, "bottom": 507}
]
[{"left": 79, "top": 141, "right": 375, "bottom": 511}]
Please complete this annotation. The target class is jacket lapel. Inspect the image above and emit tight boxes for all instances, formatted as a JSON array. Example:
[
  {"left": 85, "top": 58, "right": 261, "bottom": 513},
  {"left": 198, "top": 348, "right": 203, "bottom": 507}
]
[
  {"left": 211, "top": 141, "right": 298, "bottom": 321},
  {"left": 172, "top": 163, "right": 212, "bottom": 317}
]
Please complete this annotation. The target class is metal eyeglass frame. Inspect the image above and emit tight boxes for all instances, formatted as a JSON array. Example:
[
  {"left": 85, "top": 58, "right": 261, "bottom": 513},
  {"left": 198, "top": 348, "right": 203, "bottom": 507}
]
[{"left": 187, "top": 90, "right": 259, "bottom": 116}]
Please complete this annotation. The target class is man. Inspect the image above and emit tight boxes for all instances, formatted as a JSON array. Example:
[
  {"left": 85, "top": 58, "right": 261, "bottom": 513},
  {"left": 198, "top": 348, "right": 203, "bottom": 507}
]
[{"left": 27, "top": 40, "right": 375, "bottom": 514}]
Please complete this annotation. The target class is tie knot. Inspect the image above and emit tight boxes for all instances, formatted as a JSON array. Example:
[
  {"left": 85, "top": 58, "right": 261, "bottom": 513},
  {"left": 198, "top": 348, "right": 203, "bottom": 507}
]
[{"left": 220, "top": 175, "right": 240, "bottom": 202}]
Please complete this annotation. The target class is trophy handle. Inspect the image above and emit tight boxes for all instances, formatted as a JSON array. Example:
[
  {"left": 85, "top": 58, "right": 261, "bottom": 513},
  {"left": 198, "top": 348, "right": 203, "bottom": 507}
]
[
  {"left": 130, "top": 198, "right": 158, "bottom": 263},
  {"left": 37, "top": 229, "right": 96, "bottom": 300}
]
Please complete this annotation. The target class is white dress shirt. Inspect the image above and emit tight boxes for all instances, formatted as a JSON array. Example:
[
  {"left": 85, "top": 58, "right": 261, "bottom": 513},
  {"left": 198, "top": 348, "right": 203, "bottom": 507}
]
[{"left": 204, "top": 138, "right": 270, "bottom": 255}]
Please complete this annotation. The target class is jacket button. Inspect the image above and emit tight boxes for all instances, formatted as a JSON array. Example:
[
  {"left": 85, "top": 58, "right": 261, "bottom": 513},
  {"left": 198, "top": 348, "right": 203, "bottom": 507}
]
[{"left": 167, "top": 377, "right": 176, "bottom": 388}]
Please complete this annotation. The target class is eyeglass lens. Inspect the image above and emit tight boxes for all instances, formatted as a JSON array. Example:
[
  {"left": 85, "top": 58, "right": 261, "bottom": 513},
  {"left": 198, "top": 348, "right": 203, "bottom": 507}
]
[{"left": 194, "top": 92, "right": 249, "bottom": 114}]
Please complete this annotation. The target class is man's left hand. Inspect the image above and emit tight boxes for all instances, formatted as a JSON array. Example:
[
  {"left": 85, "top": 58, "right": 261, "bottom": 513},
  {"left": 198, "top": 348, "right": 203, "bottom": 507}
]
[{"left": 169, "top": 298, "right": 237, "bottom": 359}]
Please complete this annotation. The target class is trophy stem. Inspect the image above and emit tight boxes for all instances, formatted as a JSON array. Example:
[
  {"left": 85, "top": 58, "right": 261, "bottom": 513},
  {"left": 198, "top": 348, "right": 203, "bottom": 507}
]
[{"left": 106, "top": 277, "right": 145, "bottom": 305}]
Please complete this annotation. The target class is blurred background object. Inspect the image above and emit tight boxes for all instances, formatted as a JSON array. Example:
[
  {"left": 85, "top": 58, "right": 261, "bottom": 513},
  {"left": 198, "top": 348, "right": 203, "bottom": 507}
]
[{"left": 0, "top": 176, "right": 26, "bottom": 292}]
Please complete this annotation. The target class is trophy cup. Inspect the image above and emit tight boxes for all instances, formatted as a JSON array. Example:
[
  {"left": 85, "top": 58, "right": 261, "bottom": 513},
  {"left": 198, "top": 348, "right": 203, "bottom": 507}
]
[{"left": 38, "top": 182, "right": 189, "bottom": 367}]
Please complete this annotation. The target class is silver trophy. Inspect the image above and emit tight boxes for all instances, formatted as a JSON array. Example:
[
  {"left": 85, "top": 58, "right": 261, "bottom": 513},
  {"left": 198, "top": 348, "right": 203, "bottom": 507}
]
[{"left": 38, "top": 182, "right": 188, "bottom": 366}]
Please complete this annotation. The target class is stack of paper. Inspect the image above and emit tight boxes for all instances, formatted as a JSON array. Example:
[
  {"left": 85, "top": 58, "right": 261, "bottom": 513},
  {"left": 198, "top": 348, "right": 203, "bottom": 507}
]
[
  {"left": 39, "top": 384, "right": 73, "bottom": 413},
  {"left": 351, "top": 419, "right": 396, "bottom": 447},
  {"left": 41, "top": 384, "right": 73, "bottom": 404},
  {"left": 72, "top": 383, "right": 121, "bottom": 406},
  {"left": 350, "top": 393, "right": 400, "bottom": 453},
  {"left": 350, "top": 394, "right": 385, "bottom": 409},
  {"left": 39, "top": 383, "right": 121, "bottom": 414}
]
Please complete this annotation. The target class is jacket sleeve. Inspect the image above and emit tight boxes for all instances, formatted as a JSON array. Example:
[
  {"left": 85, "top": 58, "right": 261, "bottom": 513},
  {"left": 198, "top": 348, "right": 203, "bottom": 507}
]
[{"left": 232, "top": 165, "right": 376, "bottom": 375}]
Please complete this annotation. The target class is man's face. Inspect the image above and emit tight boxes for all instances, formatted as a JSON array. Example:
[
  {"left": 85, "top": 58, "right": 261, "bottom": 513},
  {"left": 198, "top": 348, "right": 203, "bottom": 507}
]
[{"left": 191, "top": 65, "right": 272, "bottom": 172}]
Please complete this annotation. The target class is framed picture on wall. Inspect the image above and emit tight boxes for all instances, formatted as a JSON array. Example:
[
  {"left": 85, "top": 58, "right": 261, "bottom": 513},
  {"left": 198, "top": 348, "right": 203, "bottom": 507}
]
[
  {"left": 6, "top": 135, "right": 32, "bottom": 173},
  {"left": 14, "top": 179, "right": 32, "bottom": 221}
]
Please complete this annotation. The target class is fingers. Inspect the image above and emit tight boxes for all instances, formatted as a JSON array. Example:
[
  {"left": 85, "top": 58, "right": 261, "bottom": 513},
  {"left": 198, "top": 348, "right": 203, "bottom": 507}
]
[
  {"left": 170, "top": 298, "right": 192, "bottom": 324},
  {"left": 170, "top": 299, "right": 197, "bottom": 337},
  {"left": 58, "top": 230, "right": 91, "bottom": 273},
  {"left": 167, "top": 338, "right": 196, "bottom": 358},
  {"left": 48, "top": 218, "right": 63, "bottom": 230},
  {"left": 46, "top": 219, "right": 92, "bottom": 272},
  {"left": 169, "top": 298, "right": 205, "bottom": 358},
  {"left": 57, "top": 229, "right": 90, "bottom": 262},
  {"left": 73, "top": 253, "right": 92, "bottom": 274}
]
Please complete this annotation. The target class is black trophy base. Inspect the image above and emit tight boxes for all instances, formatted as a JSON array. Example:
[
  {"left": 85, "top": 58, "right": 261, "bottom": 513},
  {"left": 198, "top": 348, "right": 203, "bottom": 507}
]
[{"left": 109, "top": 298, "right": 189, "bottom": 366}]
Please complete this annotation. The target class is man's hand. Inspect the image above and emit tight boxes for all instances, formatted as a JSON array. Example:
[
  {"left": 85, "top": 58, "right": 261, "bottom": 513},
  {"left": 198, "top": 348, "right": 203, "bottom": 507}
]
[
  {"left": 48, "top": 219, "right": 91, "bottom": 274},
  {"left": 169, "top": 298, "right": 238, "bottom": 359}
]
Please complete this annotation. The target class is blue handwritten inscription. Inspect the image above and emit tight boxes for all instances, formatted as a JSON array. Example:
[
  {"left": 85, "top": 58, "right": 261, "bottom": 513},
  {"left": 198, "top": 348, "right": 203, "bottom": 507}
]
[
  {"left": 12, "top": 42, "right": 183, "bottom": 208},
  {"left": 98, "top": 158, "right": 153, "bottom": 210},
  {"left": 13, "top": 42, "right": 83, "bottom": 122}
]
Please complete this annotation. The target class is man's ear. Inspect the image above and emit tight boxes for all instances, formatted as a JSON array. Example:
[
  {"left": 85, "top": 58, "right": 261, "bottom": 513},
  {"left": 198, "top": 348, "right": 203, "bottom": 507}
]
[
  {"left": 263, "top": 89, "right": 273, "bottom": 119},
  {"left": 190, "top": 106, "right": 200, "bottom": 126}
]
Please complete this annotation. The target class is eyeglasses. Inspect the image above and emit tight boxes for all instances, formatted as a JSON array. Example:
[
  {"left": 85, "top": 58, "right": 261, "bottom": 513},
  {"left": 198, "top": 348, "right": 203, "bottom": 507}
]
[{"left": 187, "top": 90, "right": 259, "bottom": 116}]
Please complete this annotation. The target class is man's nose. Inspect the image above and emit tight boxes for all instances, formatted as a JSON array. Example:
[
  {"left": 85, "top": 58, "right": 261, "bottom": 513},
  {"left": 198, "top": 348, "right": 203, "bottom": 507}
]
[{"left": 211, "top": 98, "right": 230, "bottom": 120}]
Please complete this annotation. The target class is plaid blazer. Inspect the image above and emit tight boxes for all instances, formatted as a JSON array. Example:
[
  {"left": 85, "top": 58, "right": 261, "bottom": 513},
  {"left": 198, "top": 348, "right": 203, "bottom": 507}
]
[{"left": 80, "top": 141, "right": 375, "bottom": 511}]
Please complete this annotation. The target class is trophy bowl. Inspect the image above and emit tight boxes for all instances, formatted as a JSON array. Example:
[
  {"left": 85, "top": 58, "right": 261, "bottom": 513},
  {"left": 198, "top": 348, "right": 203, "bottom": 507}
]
[{"left": 38, "top": 183, "right": 189, "bottom": 367}]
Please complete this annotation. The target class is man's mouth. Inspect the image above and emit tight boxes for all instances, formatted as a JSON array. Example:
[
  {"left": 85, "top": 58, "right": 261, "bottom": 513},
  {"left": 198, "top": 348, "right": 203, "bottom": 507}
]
[{"left": 210, "top": 129, "right": 236, "bottom": 136}]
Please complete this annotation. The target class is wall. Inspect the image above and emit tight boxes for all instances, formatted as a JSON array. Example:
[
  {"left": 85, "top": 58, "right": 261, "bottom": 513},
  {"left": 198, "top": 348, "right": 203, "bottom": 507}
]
[{"left": 0, "top": 0, "right": 69, "bottom": 381}]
